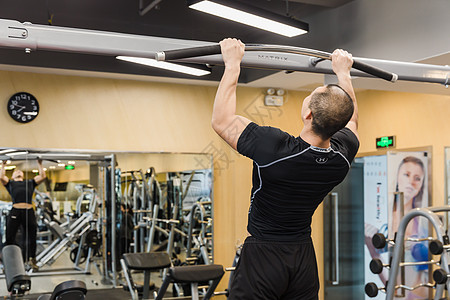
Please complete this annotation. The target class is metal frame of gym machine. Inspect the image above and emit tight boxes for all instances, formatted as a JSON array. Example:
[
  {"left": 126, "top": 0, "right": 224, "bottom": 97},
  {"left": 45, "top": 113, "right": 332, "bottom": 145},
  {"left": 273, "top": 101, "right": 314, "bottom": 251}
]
[
  {"left": 0, "top": 152, "right": 119, "bottom": 287},
  {"left": 0, "top": 18, "right": 448, "bottom": 86},
  {"left": 386, "top": 207, "right": 450, "bottom": 300}
]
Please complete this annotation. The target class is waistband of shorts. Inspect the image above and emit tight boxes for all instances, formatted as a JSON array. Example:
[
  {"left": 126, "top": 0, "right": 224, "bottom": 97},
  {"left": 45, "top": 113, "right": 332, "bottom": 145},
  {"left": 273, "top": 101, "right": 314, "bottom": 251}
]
[{"left": 244, "top": 235, "right": 312, "bottom": 245}]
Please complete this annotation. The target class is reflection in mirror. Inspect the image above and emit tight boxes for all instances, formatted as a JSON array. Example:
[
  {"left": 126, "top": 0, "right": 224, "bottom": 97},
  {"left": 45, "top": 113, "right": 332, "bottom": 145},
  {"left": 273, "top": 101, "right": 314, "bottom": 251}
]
[{"left": 0, "top": 148, "right": 213, "bottom": 295}]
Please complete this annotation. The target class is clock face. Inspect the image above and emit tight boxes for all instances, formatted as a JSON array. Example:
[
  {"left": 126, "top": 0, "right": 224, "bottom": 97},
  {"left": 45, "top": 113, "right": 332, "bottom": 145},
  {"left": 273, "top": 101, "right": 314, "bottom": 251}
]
[{"left": 7, "top": 92, "right": 39, "bottom": 123}]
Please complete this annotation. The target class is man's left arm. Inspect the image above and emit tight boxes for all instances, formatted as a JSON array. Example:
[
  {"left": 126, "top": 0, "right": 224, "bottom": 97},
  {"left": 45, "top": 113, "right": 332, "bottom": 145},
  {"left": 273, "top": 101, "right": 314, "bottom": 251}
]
[{"left": 34, "top": 159, "right": 46, "bottom": 185}]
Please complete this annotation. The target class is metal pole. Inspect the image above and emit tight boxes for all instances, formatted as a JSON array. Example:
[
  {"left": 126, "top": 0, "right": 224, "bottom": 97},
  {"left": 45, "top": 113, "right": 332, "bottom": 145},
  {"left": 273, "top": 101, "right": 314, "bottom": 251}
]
[{"left": 108, "top": 154, "right": 117, "bottom": 287}]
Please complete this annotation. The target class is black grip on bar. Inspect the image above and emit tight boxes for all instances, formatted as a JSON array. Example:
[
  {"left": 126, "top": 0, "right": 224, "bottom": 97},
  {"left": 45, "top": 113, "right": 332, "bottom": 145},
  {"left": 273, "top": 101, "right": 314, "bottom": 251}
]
[
  {"left": 157, "top": 45, "right": 221, "bottom": 61},
  {"left": 352, "top": 59, "right": 398, "bottom": 82}
]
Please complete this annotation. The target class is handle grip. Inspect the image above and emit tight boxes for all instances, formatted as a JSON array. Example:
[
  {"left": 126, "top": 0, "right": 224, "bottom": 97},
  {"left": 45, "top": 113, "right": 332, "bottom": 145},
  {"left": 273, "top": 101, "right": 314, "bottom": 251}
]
[
  {"left": 155, "top": 45, "right": 221, "bottom": 61},
  {"left": 352, "top": 60, "right": 398, "bottom": 82}
]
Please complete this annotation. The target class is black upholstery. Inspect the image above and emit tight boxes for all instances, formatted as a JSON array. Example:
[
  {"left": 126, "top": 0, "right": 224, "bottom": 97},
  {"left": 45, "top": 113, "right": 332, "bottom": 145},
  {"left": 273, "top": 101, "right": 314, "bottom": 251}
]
[
  {"left": 155, "top": 264, "right": 225, "bottom": 300},
  {"left": 2, "top": 245, "right": 31, "bottom": 293},
  {"left": 52, "top": 280, "right": 87, "bottom": 299},
  {"left": 37, "top": 280, "right": 87, "bottom": 300},
  {"left": 123, "top": 251, "right": 171, "bottom": 271},
  {"left": 169, "top": 264, "right": 225, "bottom": 283}
]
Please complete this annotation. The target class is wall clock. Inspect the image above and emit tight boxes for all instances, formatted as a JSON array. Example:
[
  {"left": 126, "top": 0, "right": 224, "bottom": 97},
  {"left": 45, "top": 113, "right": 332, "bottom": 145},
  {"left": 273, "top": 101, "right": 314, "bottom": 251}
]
[{"left": 7, "top": 92, "right": 39, "bottom": 123}]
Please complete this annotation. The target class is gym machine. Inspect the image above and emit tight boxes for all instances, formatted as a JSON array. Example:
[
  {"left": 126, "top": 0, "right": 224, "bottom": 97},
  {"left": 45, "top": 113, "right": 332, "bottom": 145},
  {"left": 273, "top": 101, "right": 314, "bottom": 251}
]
[
  {"left": 2, "top": 245, "right": 88, "bottom": 300},
  {"left": 2, "top": 245, "right": 31, "bottom": 298},
  {"left": 0, "top": 18, "right": 448, "bottom": 86},
  {"left": 365, "top": 206, "right": 450, "bottom": 299},
  {"left": 120, "top": 251, "right": 224, "bottom": 300},
  {"left": 186, "top": 199, "right": 213, "bottom": 266}
]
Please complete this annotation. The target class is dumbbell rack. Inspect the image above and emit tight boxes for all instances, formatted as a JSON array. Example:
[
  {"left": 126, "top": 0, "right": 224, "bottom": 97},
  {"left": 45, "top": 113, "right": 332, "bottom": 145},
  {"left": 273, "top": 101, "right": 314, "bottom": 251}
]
[{"left": 385, "top": 206, "right": 450, "bottom": 300}]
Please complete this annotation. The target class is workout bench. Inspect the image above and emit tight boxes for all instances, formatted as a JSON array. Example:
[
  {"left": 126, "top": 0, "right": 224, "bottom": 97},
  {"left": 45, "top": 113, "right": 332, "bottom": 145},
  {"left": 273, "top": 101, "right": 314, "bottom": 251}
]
[
  {"left": 121, "top": 251, "right": 224, "bottom": 300},
  {"left": 155, "top": 263, "right": 224, "bottom": 300},
  {"left": 121, "top": 251, "right": 172, "bottom": 300}
]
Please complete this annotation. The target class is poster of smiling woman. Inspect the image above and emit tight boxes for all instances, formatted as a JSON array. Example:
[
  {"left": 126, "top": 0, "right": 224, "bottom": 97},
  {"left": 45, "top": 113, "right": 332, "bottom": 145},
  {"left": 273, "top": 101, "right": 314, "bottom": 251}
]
[
  {"left": 364, "top": 151, "right": 430, "bottom": 300},
  {"left": 387, "top": 151, "right": 429, "bottom": 300}
]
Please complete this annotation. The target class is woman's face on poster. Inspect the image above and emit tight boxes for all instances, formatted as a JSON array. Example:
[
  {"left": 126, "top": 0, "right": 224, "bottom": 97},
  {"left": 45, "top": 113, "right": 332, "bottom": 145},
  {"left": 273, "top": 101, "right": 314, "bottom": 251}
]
[{"left": 397, "top": 161, "right": 424, "bottom": 201}]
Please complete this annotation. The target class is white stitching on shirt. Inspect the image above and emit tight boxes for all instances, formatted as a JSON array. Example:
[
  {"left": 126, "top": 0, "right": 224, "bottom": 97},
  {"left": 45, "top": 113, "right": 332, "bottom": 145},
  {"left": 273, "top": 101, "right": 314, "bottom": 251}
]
[
  {"left": 251, "top": 162, "right": 262, "bottom": 200},
  {"left": 251, "top": 146, "right": 351, "bottom": 201},
  {"left": 331, "top": 149, "right": 351, "bottom": 168}
]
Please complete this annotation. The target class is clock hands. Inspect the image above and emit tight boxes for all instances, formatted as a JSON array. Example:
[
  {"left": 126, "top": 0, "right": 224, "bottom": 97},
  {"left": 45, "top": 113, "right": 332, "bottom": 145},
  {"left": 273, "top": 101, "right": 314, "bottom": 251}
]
[{"left": 12, "top": 103, "right": 26, "bottom": 109}]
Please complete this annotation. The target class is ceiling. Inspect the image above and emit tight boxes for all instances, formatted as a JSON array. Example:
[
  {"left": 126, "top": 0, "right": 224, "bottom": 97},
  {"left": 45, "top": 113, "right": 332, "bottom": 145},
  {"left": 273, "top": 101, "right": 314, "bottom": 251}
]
[
  {"left": 0, "top": 0, "right": 448, "bottom": 95},
  {"left": 0, "top": 0, "right": 354, "bottom": 83}
]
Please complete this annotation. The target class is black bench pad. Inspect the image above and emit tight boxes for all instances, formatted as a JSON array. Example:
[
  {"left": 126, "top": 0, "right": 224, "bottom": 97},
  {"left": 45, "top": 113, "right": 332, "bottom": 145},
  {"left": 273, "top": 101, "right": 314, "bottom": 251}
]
[
  {"left": 123, "top": 252, "right": 171, "bottom": 271},
  {"left": 169, "top": 264, "right": 224, "bottom": 283}
]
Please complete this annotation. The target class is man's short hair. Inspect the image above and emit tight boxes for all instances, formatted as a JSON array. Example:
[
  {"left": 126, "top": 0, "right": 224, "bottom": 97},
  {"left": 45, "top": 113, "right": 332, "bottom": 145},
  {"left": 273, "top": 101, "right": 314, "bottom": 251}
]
[{"left": 309, "top": 84, "right": 354, "bottom": 140}]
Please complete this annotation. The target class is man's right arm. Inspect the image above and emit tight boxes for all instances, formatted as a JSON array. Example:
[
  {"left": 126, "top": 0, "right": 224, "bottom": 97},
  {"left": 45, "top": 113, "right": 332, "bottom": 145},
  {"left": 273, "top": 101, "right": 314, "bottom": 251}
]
[
  {"left": 211, "top": 38, "right": 252, "bottom": 151},
  {"left": 331, "top": 49, "right": 359, "bottom": 140},
  {"left": 0, "top": 161, "right": 9, "bottom": 186}
]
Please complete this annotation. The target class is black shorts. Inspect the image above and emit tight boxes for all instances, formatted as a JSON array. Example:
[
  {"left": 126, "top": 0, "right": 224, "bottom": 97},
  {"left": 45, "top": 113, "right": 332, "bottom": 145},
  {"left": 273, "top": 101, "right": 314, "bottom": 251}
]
[{"left": 228, "top": 236, "right": 319, "bottom": 300}]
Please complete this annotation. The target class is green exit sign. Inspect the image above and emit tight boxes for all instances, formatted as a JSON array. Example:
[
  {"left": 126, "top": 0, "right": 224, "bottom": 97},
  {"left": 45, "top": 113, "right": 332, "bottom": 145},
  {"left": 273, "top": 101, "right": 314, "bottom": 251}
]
[
  {"left": 376, "top": 136, "right": 396, "bottom": 149},
  {"left": 65, "top": 165, "right": 75, "bottom": 170}
]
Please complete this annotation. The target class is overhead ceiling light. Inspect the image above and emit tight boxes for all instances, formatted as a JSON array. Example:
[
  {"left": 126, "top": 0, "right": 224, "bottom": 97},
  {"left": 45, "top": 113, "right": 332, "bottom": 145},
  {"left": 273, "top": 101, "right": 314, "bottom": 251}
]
[
  {"left": 116, "top": 56, "right": 211, "bottom": 76},
  {"left": 188, "top": 0, "right": 309, "bottom": 37},
  {"left": 7, "top": 151, "right": 29, "bottom": 156},
  {"left": 0, "top": 149, "right": 18, "bottom": 155}
]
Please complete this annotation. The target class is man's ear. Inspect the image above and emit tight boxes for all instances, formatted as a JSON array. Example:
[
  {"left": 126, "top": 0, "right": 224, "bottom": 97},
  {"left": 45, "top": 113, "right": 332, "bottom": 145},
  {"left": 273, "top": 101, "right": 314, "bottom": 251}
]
[{"left": 304, "top": 109, "right": 313, "bottom": 120}]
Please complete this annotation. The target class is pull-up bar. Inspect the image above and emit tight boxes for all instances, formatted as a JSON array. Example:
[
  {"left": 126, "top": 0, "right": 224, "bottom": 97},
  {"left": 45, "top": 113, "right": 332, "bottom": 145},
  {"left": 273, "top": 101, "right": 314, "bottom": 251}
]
[
  {"left": 155, "top": 44, "right": 398, "bottom": 82},
  {"left": 0, "top": 19, "right": 448, "bottom": 85}
]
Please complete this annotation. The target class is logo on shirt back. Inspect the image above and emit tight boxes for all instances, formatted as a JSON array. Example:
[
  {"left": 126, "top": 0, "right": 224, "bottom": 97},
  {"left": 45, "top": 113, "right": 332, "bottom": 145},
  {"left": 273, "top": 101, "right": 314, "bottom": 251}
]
[{"left": 315, "top": 157, "right": 328, "bottom": 164}]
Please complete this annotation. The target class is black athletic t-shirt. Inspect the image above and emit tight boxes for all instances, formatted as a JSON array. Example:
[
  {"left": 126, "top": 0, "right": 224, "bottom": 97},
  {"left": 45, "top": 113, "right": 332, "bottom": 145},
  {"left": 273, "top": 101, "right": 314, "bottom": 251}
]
[
  {"left": 237, "top": 122, "right": 359, "bottom": 242},
  {"left": 5, "top": 179, "right": 38, "bottom": 204}
]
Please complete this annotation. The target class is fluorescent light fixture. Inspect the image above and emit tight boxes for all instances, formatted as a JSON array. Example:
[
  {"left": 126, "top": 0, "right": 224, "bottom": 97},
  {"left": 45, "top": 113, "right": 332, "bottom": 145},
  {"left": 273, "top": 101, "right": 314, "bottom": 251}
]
[
  {"left": 8, "top": 151, "right": 29, "bottom": 156},
  {"left": 188, "top": 0, "right": 308, "bottom": 37},
  {"left": 0, "top": 149, "right": 18, "bottom": 155},
  {"left": 58, "top": 163, "right": 65, "bottom": 167},
  {"left": 68, "top": 161, "right": 76, "bottom": 165},
  {"left": 116, "top": 56, "right": 211, "bottom": 76},
  {"left": 5, "top": 165, "right": 16, "bottom": 170}
]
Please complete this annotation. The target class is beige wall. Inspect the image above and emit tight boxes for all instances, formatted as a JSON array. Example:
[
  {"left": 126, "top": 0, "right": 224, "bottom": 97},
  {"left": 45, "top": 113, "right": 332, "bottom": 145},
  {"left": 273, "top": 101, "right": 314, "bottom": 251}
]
[
  {"left": 357, "top": 90, "right": 450, "bottom": 208},
  {"left": 1, "top": 69, "right": 449, "bottom": 298}
]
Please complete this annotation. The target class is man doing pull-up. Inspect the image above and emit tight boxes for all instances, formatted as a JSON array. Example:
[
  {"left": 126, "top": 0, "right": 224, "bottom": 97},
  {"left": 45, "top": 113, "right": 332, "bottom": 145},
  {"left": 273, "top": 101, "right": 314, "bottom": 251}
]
[{"left": 211, "top": 38, "right": 359, "bottom": 299}]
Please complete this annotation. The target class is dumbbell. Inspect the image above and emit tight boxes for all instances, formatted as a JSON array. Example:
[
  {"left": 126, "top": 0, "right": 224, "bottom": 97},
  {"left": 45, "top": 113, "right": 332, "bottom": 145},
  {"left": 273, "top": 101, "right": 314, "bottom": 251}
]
[
  {"left": 372, "top": 233, "right": 394, "bottom": 249},
  {"left": 365, "top": 282, "right": 385, "bottom": 298},
  {"left": 370, "top": 257, "right": 438, "bottom": 275},
  {"left": 369, "top": 258, "right": 387, "bottom": 274},
  {"left": 429, "top": 239, "right": 450, "bottom": 255},
  {"left": 433, "top": 269, "right": 450, "bottom": 284}
]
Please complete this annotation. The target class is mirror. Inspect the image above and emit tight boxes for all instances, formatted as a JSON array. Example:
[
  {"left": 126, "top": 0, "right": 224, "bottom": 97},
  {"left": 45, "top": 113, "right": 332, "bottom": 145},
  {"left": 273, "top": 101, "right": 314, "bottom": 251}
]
[
  {"left": 0, "top": 147, "right": 213, "bottom": 288},
  {"left": 445, "top": 147, "right": 450, "bottom": 228}
]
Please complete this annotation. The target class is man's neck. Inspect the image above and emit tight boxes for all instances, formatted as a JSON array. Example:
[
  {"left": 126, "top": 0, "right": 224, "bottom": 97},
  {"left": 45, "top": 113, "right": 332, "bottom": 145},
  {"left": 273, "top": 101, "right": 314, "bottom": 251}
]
[{"left": 300, "top": 128, "right": 331, "bottom": 149}]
